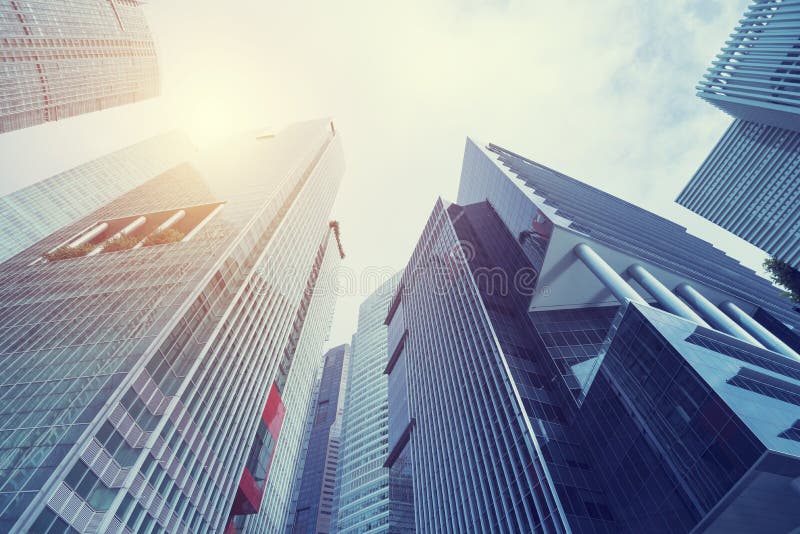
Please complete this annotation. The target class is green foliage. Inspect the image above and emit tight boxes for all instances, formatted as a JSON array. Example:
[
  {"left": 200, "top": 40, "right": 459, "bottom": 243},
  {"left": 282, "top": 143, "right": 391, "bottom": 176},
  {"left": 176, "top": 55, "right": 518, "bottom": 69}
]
[
  {"left": 144, "top": 228, "right": 185, "bottom": 247},
  {"left": 43, "top": 243, "right": 94, "bottom": 261},
  {"left": 764, "top": 256, "right": 800, "bottom": 303},
  {"left": 103, "top": 234, "right": 140, "bottom": 253}
]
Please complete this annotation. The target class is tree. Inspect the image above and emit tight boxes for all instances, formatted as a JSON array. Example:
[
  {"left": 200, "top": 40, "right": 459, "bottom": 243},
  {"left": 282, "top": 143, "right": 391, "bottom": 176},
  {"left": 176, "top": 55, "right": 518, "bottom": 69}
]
[
  {"left": 143, "top": 228, "right": 185, "bottom": 247},
  {"left": 763, "top": 256, "right": 800, "bottom": 303},
  {"left": 43, "top": 243, "right": 94, "bottom": 261},
  {"left": 103, "top": 234, "right": 140, "bottom": 253}
]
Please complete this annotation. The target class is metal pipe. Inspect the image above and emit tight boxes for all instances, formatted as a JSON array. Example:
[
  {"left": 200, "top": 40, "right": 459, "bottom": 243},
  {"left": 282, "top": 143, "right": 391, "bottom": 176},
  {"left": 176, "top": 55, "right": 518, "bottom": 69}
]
[
  {"left": 674, "top": 283, "right": 763, "bottom": 347},
  {"left": 88, "top": 216, "right": 147, "bottom": 256},
  {"left": 182, "top": 204, "right": 224, "bottom": 242},
  {"left": 67, "top": 222, "right": 109, "bottom": 248},
  {"left": 133, "top": 210, "right": 186, "bottom": 249},
  {"left": 573, "top": 243, "right": 646, "bottom": 305},
  {"left": 627, "top": 264, "right": 709, "bottom": 326},
  {"left": 32, "top": 223, "right": 100, "bottom": 265},
  {"left": 719, "top": 302, "right": 800, "bottom": 361}
]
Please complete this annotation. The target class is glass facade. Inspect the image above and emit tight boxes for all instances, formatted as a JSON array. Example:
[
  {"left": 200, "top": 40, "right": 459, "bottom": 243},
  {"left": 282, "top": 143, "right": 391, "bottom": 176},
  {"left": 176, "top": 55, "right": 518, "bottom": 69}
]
[
  {"left": 677, "top": 0, "right": 800, "bottom": 267},
  {"left": 578, "top": 302, "right": 800, "bottom": 532},
  {"left": 335, "top": 274, "right": 404, "bottom": 534},
  {"left": 0, "top": 119, "right": 345, "bottom": 533},
  {"left": 385, "top": 138, "right": 800, "bottom": 532},
  {"left": 0, "top": 131, "right": 195, "bottom": 263},
  {"left": 286, "top": 344, "right": 349, "bottom": 534},
  {"left": 0, "top": 0, "right": 160, "bottom": 133},
  {"left": 388, "top": 200, "right": 625, "bottom": 533}
]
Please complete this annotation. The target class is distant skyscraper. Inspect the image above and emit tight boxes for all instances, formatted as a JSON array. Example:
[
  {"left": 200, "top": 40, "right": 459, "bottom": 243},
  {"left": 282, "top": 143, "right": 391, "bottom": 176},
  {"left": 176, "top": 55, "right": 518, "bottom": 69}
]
[
  {"left": 0, "top": 0, "right": 160, "bottom": 133},
  {"left": 677, "top": 0, "right": 800, "bottom": 267},
  {"left": 335, "top": 274, "right": 414, "bottom": 534},
  {"left": 0, "top": 131, "right": 195, "bottom": 263},
  {"left": 0, "top": 119, "right": 345, "bottom": 533},
  {"left": 285, "top": 344, "right": 349, "bottom": 534},
  {"left": 385, "top": 138, "right": 800, "bottom": 532}
]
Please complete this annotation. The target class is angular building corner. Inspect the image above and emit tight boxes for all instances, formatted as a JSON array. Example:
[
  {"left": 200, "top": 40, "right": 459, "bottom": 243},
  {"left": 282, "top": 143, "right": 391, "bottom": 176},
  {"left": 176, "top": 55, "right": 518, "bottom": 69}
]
[
  {"left": 677, "top": 0, "right": 800, "bottom": 268},
  {"left": 385, "top": 137, "right": 800, "bottom": 532},
  {"left": 0, "top": 1, "right": 160, "bottom": 133},
  {"left": 0, "top": 119, "right": 346, "bottom": 533}
]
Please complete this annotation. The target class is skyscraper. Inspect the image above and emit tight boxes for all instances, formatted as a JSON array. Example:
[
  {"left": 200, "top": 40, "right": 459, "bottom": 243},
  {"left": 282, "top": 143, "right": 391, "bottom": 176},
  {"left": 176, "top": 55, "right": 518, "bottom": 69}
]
[
  {"left": 385, "top": 138, "right": 800, "bottom": 532},
  {"left": 0, "top": 131, "right": 195, "bottom": 263},
  {"left": 241, "top": 229, "right": 343, "bottom": 534},
  {"left": 0, "top": 119, "right": 345, "bottom": 533},
  {"left": 335, "top": 274, "right": 413, "bottom": 534},
  {"left": 677, "top": 0, "right": 800, "bottom": 267},
  {"left": 285, "top": 344, "right": 349, "bottom": 534},
  {"left": 0, "top": 0, "right": 160, "bottom": 133}
]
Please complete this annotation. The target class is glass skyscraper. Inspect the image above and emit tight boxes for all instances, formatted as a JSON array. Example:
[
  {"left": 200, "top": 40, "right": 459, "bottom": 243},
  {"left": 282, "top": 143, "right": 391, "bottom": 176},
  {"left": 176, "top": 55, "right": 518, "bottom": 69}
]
[
  {"left": 677, "top": 0, "right": 800, "bottom": 268},
  {"left": 285, "top": 344, "right": 349, "bottom": 534},
  {"left": 335, "top": 274, "right": 413, "bottom": 534},
  {"left": 0, "top": 0, "right": 160, "bottom": 133},
  {"left": 0, "top": 119, "right": 345, "bottom": 533},
  {"left": 0, "top": 131, "right": 195, "bottom": 263},
  {"left": 384, "top": 138, "right": 800, "bottom": 532}
]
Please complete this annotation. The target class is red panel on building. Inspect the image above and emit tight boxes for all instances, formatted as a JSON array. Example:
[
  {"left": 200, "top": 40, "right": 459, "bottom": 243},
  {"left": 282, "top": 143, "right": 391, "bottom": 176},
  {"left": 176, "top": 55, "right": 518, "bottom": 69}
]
[
  {"left": 230, "top": 465, "right": 263, "bottom": 516},
  {"left": 227, "top": 382, "right": 286, "bottom": 524},
  {"left": 262, "top": 382, "right": 286, "bottom": 440}
]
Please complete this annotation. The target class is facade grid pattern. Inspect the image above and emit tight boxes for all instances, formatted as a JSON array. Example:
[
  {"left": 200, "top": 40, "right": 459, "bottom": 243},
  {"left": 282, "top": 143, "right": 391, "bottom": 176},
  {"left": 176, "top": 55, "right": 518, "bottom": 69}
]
[
  {"left": 0, "top": 0, "right": 160, "bottom": 133},
  {"left": 0, "top": 120, "right": 344, "bottom": 533},
  {"left": 695, "top": 0, "right": 800, "bottom": 131},
  {"left": 335, "top": 275, "right": 400, "bottom": 534}
]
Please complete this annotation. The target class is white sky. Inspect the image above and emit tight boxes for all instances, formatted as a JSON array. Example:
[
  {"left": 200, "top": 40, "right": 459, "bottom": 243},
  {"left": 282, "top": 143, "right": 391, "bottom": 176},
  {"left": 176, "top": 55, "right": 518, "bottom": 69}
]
[{"left": 0, "top": 0, "right": 766, "bottom": 349}]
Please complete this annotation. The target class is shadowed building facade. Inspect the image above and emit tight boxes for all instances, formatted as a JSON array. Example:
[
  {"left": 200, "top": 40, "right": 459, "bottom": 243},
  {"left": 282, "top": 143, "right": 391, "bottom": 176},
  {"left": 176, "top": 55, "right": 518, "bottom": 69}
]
[
  {"left": 677, "top": 0, "right": 800, "bottom": 267},
  {"left": 0, "top": 120, "right": 344, "bottom": 533},
  {"left": 385, "top": 138, "right": 800, "bottom": 532},
  {"left": 0, "top": 0, "right": 160, "bottom": 133}
]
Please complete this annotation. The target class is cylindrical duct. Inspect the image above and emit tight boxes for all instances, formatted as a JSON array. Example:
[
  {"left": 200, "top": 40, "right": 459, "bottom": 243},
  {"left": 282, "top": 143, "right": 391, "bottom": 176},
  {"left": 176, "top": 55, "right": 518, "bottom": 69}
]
[
  {"left": 67, "top": 222, "right": 109, "bottom": 249},
  {"left": 574, "top": 243, "right": 646, "bottom": 305},
  {"left": 674, "top": 283, "right": 763, "bottom": 347},
  {"left": 133, "top": 210, "right": 186, "bottom": 249},
  {"left": 719, "top": 302, "right": 800, "bottom": 361},
  {"left": 88, "top": 216, "right": 147, "bottom": 256},
  {"left": 627, "top": 264, "right": 709, "bottom": 326}
]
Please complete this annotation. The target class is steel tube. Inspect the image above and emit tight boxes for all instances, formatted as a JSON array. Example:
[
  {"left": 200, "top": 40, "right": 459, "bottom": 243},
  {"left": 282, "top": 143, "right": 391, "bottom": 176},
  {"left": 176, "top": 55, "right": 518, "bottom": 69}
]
[
  {"left": 675, "top": 283, "right": 763, "bottom": 347},
  {"left": 574, "top": 243, "right": 646, "bottom": 305},
  {"left": 67, "top": 222, "right": 109, "bottom": 248},
  {"left": 628, "top": 264, "right": 709, "bottom": 326},
  {"left": 719, "top": 301, "right": 800, "bottom": 361},
  {"left": 88, "top": 216, "right": 147, "bottom": 256},
  {"left": 133, "top": 210, "right": 186, "bottom": 249}
]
